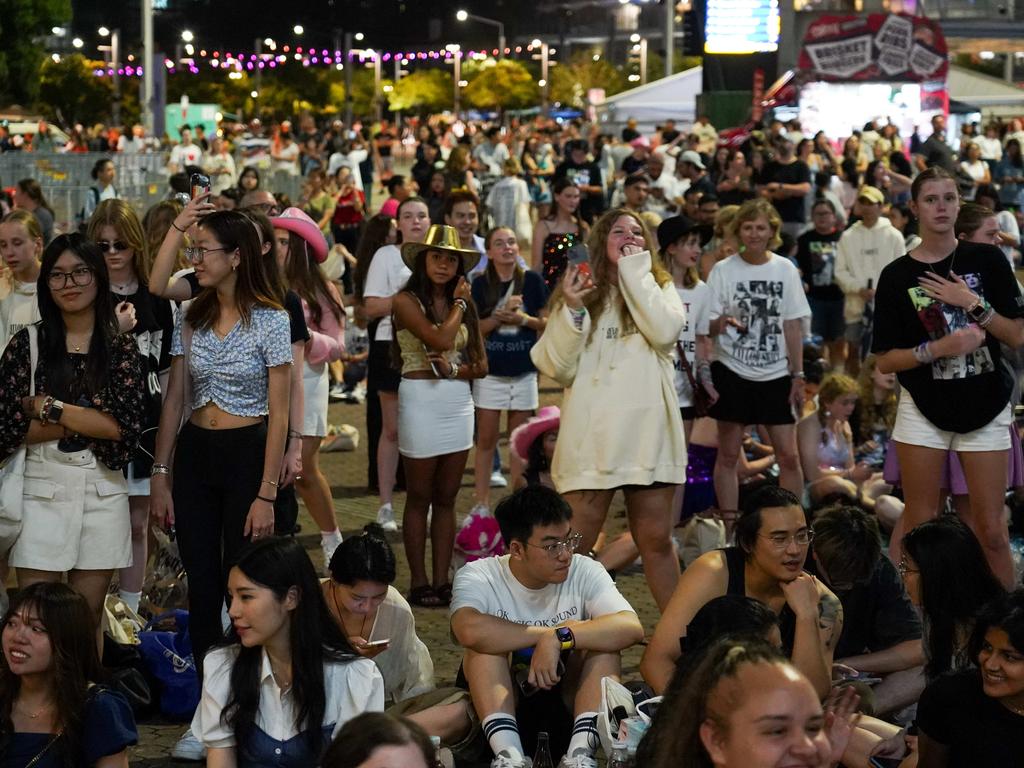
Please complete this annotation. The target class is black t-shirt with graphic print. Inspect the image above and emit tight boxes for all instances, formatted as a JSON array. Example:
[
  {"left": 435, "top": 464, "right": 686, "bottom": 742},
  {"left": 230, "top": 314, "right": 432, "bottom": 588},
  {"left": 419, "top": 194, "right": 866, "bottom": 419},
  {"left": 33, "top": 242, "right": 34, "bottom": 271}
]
[{"left": 871, "top": 241, "right": 1024, "bottom": 433}]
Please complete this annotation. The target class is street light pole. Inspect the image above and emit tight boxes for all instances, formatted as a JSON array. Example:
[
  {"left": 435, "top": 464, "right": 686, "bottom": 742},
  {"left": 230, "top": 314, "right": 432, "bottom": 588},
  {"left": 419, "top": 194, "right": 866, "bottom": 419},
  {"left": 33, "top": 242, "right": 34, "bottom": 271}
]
[
  {"left": 394, "top": 59, "right": 403, "bottom": 132},
  {"left": 453, "top": 50, "right": 461, "bottom": 118},
  {"left": 456, "top": 11, "right": 506, "bottom": 59},
  {"left": 640, "top": 37, "right": 648, "bottom": 85},
  {"left": 142, "top": 0, "right": 154, "bottom": 133},
  {"left": 372, "top": 51, "right": 382, "bottom": 123},
  {"left": 344, "top": 32, "right": 353, "bottom": 126},
  {"left": 664, "top": 0, "right": 674, "bottom": 78},
  {"left": 255, "top": 38, "right": 262, "bottom": 118}
]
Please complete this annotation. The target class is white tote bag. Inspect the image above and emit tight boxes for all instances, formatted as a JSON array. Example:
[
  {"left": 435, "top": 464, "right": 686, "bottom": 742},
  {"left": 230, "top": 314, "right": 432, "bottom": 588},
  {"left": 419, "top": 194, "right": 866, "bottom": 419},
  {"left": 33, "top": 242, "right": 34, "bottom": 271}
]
[{"left": 0, "top": 325, "right": 38, "bottom": 557}]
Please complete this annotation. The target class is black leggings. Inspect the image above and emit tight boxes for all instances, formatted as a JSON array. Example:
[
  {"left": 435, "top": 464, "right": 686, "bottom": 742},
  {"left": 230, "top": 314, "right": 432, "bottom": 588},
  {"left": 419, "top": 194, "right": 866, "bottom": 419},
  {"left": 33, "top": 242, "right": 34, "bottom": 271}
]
[{"left": 173, "top": 421, "right": 266, "bottom": 674}]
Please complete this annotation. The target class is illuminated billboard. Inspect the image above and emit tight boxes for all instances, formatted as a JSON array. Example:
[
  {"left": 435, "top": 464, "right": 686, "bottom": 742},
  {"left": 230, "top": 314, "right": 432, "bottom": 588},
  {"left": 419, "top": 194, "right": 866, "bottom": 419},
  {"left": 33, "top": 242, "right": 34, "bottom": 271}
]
[{"left": 705, "top": 0, "right": 781, "bottom": 54}]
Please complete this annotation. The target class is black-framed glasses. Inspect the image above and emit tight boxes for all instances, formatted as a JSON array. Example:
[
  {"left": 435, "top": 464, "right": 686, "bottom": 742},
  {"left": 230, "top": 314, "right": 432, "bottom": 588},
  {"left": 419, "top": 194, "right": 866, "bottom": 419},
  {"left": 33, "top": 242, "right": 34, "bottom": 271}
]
[
  {"left": 759, "top": 530, "right": 814, "bottom": 549},
  {"left": 184, "top": 246, "right": 229, "bottom": 264},
  {"left": 526, "top": 531, "right": 584, "bottom": 559},
  {"left": 96, "top": 240, "right": 130, "bottom": 253},
  {"left": 47, "top": 267, "right": 94, "bottom": 290}
]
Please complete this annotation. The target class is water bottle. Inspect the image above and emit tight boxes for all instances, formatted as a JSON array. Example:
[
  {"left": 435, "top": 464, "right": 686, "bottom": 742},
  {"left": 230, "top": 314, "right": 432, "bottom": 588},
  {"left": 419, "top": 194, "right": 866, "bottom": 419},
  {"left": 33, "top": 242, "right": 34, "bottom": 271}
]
[
  {"left": 532, "top": 731, "right": 554, "bottom": 768},
  {"left": 608, "top": 746, "right": 635, "bottom": 768}
]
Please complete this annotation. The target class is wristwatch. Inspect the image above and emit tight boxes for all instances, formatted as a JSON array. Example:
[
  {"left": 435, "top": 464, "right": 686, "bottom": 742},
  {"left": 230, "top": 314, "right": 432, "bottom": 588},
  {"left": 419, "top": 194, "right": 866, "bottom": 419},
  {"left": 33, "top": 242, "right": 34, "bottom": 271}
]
[
  {"left": 46, "top": 399, "right": 65, "bottom": 424},
  {"left": 556, "top": 626, "right": 575, "bottom": 651},
  {"left": 967, "top": 298, "right": 991, "bottom": 323}
]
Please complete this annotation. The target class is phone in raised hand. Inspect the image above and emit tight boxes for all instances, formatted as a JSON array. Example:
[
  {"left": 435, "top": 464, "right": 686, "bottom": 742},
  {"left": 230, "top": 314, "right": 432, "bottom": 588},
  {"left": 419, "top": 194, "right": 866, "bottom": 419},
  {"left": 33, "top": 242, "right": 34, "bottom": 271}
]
[
  {"left": 567, "top": 242, "right": 591, "bottom": 280},
  {"left": 190, "top": 172, "right": 211, "bottom": 200}
]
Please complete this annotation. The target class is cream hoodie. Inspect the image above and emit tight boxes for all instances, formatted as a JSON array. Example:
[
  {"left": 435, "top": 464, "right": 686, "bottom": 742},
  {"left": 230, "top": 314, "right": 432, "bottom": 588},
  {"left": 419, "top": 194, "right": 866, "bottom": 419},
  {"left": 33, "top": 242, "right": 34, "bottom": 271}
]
[
  {"left": 834, "top": 218, "right": 906, "bottom": 322},
  {"left": 530, "top": 250, "right": 687, "bottom": 492}
]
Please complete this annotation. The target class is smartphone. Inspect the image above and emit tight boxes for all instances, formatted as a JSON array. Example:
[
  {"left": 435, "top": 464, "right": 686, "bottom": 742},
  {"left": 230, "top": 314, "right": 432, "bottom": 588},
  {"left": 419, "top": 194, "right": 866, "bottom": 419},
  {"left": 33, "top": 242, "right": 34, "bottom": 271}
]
[
  {"left": 190, "top": 172, "right": 211, "bottom": 200},
  {"left": 362, "top": 639, "right": 390, "bottom": 648},
  {"left": 567, "top": 242, "right": 591, "bottom": 280},
  {"left": 868, "top": 757, "right": 903, "bottom": 768}
]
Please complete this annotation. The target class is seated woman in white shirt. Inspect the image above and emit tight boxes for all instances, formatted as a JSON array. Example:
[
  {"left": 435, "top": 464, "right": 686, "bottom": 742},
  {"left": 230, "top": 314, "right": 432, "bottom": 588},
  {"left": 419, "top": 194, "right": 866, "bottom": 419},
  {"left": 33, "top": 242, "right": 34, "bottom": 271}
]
[
  {"left": 194, "top": 537, "right": 385, "bottom": 768},
  {"left": 322, "top": 525, "right": 474, "bottom": 749}
]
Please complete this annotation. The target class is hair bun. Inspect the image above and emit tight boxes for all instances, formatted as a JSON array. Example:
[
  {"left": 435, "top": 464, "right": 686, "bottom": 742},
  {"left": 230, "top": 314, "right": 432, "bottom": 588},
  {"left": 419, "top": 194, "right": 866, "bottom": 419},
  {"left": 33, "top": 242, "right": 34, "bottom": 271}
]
[{"left": 362, "top": 523, "right": 388, "bottom": 541}]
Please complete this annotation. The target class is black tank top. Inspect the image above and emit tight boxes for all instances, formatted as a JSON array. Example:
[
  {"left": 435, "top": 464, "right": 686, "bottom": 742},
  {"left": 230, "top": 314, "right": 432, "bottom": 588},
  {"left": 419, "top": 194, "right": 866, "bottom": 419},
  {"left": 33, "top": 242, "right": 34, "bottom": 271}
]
[{"left": 722, "top": 547, "right": 797, "bottom": 653}]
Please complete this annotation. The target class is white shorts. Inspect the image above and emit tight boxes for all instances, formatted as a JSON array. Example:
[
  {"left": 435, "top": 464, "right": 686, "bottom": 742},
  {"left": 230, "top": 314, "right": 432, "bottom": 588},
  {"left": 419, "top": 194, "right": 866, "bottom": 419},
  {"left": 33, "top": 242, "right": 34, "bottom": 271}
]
[
  {"left": 11, "top": 442, "right": 132, "bottom": 572},
  {"left": 472, "top": 373, "right": 539, "bottom": 412},
  {"left": 303, "top": 361, "right": 330, "bottom": 438},
  {"left": 398, "top": 378, "right": 474, "bottom": 458},
  {"left": 892, "top": 393, "right": 1012, "bottom": 452}
]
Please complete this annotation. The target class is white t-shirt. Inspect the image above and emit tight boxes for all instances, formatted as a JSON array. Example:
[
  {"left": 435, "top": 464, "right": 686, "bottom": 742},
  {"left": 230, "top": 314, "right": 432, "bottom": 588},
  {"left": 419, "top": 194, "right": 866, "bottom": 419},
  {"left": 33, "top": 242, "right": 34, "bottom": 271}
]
[
  {"left": 486, "top": 177, "right": 531, "bottom": 235},
  {"left": 192, "top": 646, "right": 384, "bottom": 748},
  {"left": 450, "top": 554, "right": 635, "bottom": 627},
  {"left": 672, "top": 281, "right": 711, "bottom": 406},
  {"left": 273, "top": 142, "right": 301, "bottom": 176},
  {"left": 707, "top": 253, "right": 810, "bottom": 380},
  {"left": 362, "top": 244, "right": 411, "bottom": 341},
  {"left": 327, "top": 149, "right": 369, "bottom": 190},
  {"left": 168, "top": 143, "right": 203, "bottom": 170}
]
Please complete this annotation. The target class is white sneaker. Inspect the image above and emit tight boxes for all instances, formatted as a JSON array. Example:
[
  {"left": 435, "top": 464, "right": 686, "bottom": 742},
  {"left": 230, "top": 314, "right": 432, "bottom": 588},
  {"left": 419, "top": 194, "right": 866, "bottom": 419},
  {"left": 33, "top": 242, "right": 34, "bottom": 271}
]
[
  {"left": 322, "top": 533, "right": 343, "bottom": 568},
  {"left": 490, "top": 470, "right": 508, "bottom": 488},
  {"left": 558, "top": 751, "right": 598, "bottom": 768},
  {"left": 328, "top": 383, "right": 346, "bottom": 402},
  {"left": 490, "top": 750, "right": 531, "bottom": 768},
  {"left": 171, "top": 729, "right": 206, "bottom": 761},
  {"left": 376, "top": 503, "right": 399, "bottom": 532}
]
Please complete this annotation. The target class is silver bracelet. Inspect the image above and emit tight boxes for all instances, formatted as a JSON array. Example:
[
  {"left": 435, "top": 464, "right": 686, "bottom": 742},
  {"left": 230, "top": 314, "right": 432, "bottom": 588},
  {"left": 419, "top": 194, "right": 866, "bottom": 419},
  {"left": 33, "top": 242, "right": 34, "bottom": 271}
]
[{"left": 151, "top": 464, "right": 170, "bottom": 476}]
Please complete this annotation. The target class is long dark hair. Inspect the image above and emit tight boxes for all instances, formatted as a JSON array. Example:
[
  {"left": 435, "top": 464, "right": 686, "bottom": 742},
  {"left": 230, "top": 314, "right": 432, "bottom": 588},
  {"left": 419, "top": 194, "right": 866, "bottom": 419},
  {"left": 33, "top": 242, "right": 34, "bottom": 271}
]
[
  {"left": 903, "top": 516, "right": 1005, "bottom": 678},
  {"left": 478, "top": 227, "right": 524, "bottom": 317},
  {"left": 544, "top": 177, "right": 584, "bottom": 234},
  {"left": 393, "top": 249, "right": 485, "bottom": 366},
  {"left": 353, "top": 214, "right": 394, "bottom": 301},
  {"left": 185, "top": 211, "right": 283, "bottom": 331},
  {"left": 16, "top": 179, "right": 54, "bottom": 217},
  {"left": 37, "top": 233, "right": 119, "bottom": 401},
  {"left": 221, "top": 537, "right": 359, "bottom": 754},
  {"left": 283, "top": 231, "right": 344, "bottom": 327},
  {"left": 0, "top": 583, "right": 105, "bottom": 766}
]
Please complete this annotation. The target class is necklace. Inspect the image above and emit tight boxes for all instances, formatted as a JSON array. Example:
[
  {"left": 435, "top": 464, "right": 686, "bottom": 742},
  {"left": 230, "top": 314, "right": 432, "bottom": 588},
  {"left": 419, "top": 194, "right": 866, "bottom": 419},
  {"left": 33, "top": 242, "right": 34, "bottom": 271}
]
[
  {"left": 1005, "top": 697, "right": 1024, "bottom": 716},
  {"left": 331, "top": 582, "right": 370, "bottom": 640},
  {"left": 16, "top": 700, "right": 52, "bottom": 719},
  {"left": 110, "top": 279, "right": 138, "bottom": 294},
  {"left": 67, "top": 333, "right": 92, "bottom": 353}
]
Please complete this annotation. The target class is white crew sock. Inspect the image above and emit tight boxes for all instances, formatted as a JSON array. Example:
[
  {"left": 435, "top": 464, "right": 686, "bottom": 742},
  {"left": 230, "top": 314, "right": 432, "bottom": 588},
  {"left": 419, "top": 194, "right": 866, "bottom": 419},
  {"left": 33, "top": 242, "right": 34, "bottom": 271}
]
[
  {"left": 566, "top": 712, "right": 600, "bottom": 757},
  {"left": 482, "top": 713, "right": 523, "bottom": 761},
  {"left": 321, "top": 528, "right": 343, "bottom": 545},
  {"left": 118, "top": 590, "right": 142, "bottom": 614}
]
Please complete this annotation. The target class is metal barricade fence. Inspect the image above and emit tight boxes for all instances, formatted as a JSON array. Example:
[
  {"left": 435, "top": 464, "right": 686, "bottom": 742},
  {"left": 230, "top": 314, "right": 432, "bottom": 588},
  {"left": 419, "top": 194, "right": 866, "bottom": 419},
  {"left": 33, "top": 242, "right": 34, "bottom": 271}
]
[{"left": 1, "top": 152, "right": 306, "bottom": 233}]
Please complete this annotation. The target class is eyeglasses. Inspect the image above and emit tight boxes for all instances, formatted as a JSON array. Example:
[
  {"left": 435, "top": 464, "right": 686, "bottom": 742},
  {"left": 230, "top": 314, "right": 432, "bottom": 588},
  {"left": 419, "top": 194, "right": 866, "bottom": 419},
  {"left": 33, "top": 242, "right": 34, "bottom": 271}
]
[
  {"left": 47, "top": 266, "right": 94, "bottom": 290},
  {"left": 897, "top": 559, "right": 919, "bottom": 577},
  {"left": 759, "top": 530, "right": 814, "bottom": 549},
  {"left": 96, "top": 240, "right": 130, "bottom": 253},
  {"left": 253, "top": 202, "right": 280, "bottom": 216},
  {"left": 184, "top": 246, "right": 229, "bottom": 264},
  {"left": 526, "top": 531, "right": 584, "bottom": 559}
]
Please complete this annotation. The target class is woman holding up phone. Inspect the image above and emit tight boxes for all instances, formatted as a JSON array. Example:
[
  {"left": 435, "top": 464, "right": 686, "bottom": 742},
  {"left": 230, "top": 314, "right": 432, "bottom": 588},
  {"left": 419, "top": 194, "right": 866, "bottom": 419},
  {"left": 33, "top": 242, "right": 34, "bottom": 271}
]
[
  {"left": 391, "top": 224, "right": 487, "bottom": 607},
  {"left": 86, "top": 199, "right": 174, "bottom": 615},
  {"left": 531, "top": 208, "right": 687, "bottom": 611}
]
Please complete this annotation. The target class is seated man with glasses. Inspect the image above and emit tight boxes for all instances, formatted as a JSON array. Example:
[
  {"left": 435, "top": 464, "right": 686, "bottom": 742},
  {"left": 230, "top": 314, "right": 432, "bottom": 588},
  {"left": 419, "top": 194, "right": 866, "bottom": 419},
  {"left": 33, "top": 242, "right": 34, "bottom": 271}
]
[
  {"left": 807, "top": 505, "right": 924, "bottom": 717},
  {"left": 641, "top": 485, "right": 842, "bottom": 698},
  {"left": 450, "top": 485, "right": 644, "bottom": 768}
]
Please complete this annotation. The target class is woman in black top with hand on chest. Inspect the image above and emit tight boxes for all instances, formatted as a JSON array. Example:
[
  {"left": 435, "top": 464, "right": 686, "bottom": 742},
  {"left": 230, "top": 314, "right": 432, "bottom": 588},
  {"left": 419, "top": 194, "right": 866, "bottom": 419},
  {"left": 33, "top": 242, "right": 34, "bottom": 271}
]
[{"left": 872, "top": 166, "right": 1024, "bottom": 588}]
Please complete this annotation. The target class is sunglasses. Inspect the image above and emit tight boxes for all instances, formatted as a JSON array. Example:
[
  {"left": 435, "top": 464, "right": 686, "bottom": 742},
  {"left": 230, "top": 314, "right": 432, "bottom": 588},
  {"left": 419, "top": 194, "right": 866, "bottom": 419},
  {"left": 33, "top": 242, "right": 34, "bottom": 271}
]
[{"left": 96, "top": 240, "right": 131, "bottom": 253}]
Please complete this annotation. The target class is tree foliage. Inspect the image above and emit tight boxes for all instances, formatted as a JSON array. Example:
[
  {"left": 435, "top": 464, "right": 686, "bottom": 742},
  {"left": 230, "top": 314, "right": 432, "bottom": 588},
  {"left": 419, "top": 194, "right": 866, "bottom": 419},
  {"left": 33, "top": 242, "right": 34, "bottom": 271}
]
[
  {"left": 388, "top": 69, "right": 453, "bottom": 113},
  {"left": 549, "top": 53, "right": 628, "bottom": 108},
  {"left": 38, "top": 54, "right": 114, "bottom": 126},
  {"left": 0, "top": 0, "right": 71, "bottom": 107},
  {"left": 463, "top": 59, "right": 538, "bottom": 112}
]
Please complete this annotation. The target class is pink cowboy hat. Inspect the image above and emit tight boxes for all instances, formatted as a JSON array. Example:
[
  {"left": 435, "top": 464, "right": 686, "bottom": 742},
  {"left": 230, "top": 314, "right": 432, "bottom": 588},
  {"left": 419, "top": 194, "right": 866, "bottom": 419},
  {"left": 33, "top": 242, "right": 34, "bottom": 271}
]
[
  {"left": 510, "top": 406, "right": 561, "bottom": 462},
  {"left": 271, "top": 206, "right": 328, "bottom": 263}
]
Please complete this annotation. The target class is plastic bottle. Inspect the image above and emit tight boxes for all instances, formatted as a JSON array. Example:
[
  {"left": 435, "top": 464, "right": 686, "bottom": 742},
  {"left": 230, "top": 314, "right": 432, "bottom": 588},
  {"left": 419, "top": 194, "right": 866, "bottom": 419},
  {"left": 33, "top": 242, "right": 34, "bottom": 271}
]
[
  {"left": 608, "top": 746, "right": 635, "bottom": 768},
  {"left": 532, "top": 731, "right": 555, "bottom": 768}
]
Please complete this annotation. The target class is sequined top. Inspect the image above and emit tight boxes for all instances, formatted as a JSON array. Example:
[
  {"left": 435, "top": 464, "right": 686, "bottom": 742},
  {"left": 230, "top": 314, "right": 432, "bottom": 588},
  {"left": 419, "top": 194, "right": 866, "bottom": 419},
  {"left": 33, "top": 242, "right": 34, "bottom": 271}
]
[
  {"left": 396, "top": 325, "right": 468, "bottom": 375},
  {"left": 541, "top": 231, "right": 579, "bottom": 293}
]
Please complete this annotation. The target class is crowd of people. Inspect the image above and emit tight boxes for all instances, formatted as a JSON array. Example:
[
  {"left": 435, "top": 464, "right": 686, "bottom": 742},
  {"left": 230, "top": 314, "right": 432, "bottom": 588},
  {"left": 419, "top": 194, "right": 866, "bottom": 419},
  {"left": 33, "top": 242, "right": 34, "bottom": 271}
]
[{"left": 0, "top": 107, "right": 1023, "bottom": 768}]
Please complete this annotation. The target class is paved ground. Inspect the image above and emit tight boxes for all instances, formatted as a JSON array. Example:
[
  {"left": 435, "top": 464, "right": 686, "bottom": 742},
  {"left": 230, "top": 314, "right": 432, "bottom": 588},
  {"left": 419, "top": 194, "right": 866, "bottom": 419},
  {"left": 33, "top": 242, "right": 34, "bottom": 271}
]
[{"left": 132, "top": 382, "right": 657, "bottom": 764}]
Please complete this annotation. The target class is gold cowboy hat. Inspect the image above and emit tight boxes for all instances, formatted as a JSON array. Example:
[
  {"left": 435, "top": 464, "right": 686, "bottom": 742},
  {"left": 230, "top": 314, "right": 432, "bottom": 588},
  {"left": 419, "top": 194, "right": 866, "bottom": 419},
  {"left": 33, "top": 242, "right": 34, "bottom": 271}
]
[{"left": 400, "top": 224, "right": 480, "bottom": 272}]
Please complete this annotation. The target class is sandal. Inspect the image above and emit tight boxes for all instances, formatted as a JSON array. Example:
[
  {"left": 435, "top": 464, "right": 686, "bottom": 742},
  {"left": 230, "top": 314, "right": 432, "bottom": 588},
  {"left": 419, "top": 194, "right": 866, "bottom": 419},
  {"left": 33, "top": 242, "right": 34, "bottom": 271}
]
[
  {"left": 408, "top": 585, "right": 445, "bottom": 608},
  {"left": 434, "top": 583, "right": 453, "bottom": 605}
]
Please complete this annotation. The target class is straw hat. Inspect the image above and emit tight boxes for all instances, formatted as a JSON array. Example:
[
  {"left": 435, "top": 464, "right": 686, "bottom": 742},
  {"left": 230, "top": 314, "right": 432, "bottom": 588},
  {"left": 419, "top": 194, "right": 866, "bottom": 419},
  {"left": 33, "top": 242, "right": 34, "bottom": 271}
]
[{"left": 400, "top": 224, "right": 480, "bottom": 272}]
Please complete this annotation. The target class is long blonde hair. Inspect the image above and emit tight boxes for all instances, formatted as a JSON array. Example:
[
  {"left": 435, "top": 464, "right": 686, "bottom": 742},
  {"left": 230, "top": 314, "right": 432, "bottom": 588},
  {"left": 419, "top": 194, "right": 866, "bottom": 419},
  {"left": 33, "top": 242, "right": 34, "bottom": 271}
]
[
  {"left": 856, "top": 355, "right": 897, "bottom": 444},
  {"left": 86, "top": 199, "right": 148, "bottom": 280},
  {"left": 552, "top": 208, "right": 672, "bottom": 344}
]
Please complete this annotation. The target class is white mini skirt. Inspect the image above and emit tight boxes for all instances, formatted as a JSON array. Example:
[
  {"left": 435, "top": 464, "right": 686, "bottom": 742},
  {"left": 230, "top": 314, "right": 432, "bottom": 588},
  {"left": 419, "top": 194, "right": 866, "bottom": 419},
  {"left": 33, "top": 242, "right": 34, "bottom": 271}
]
[
  {"left": 398, "top": 378, "right": 474, "bottom": 459},
  {"left": 303, "top": 361, "right": 330, "bottom": 438}
]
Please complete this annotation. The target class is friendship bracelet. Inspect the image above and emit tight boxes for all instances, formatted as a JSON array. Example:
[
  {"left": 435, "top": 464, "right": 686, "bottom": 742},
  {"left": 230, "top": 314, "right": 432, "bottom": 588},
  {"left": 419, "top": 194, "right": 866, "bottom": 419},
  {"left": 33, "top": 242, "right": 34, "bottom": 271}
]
[
  {"left": 287, "top": 428, "right": 303, "bottom": 440},
  {"left": 913, "top": 341, "right": 935, "bottom": 365},
  {"left": 448, "top": 362, "right": 460, "bottom": 380},
  {"left": 256, "top": 495, "right": 276, "bottom": 504},
  {"left": 171, "top": 221, "right": 187, "bottom": 233},
  {"left": 39, "top": 395, "right": 54, "bottom": 425},
  {"left": 978, "top": 308, "right": 997, "bottom": 328},
  {"left": 453, "top": 298, "right": 468, "bottom": 313},
  {"left": 151, "top": 464, "right": 171, "bottom": 476}
]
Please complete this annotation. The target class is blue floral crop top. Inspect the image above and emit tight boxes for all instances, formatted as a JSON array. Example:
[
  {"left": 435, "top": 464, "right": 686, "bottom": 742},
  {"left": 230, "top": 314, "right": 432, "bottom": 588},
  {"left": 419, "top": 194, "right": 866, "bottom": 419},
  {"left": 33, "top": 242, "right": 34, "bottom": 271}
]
[{"left": 171, "top": 307, "right": 292, "bottom": 417}]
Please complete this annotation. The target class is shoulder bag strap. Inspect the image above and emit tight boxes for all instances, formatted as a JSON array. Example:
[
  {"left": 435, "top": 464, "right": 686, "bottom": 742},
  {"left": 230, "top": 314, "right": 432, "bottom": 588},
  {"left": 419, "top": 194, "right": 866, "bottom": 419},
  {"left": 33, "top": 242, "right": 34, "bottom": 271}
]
[
  {"left": 676, "top": 340, "right": 700, "bottom": 394},
  {"left": 179, "top": 321, "right": 194, "bottom": 432},
  {"left": 27, "top": 325, "right": 38, "bottom": 397}
]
